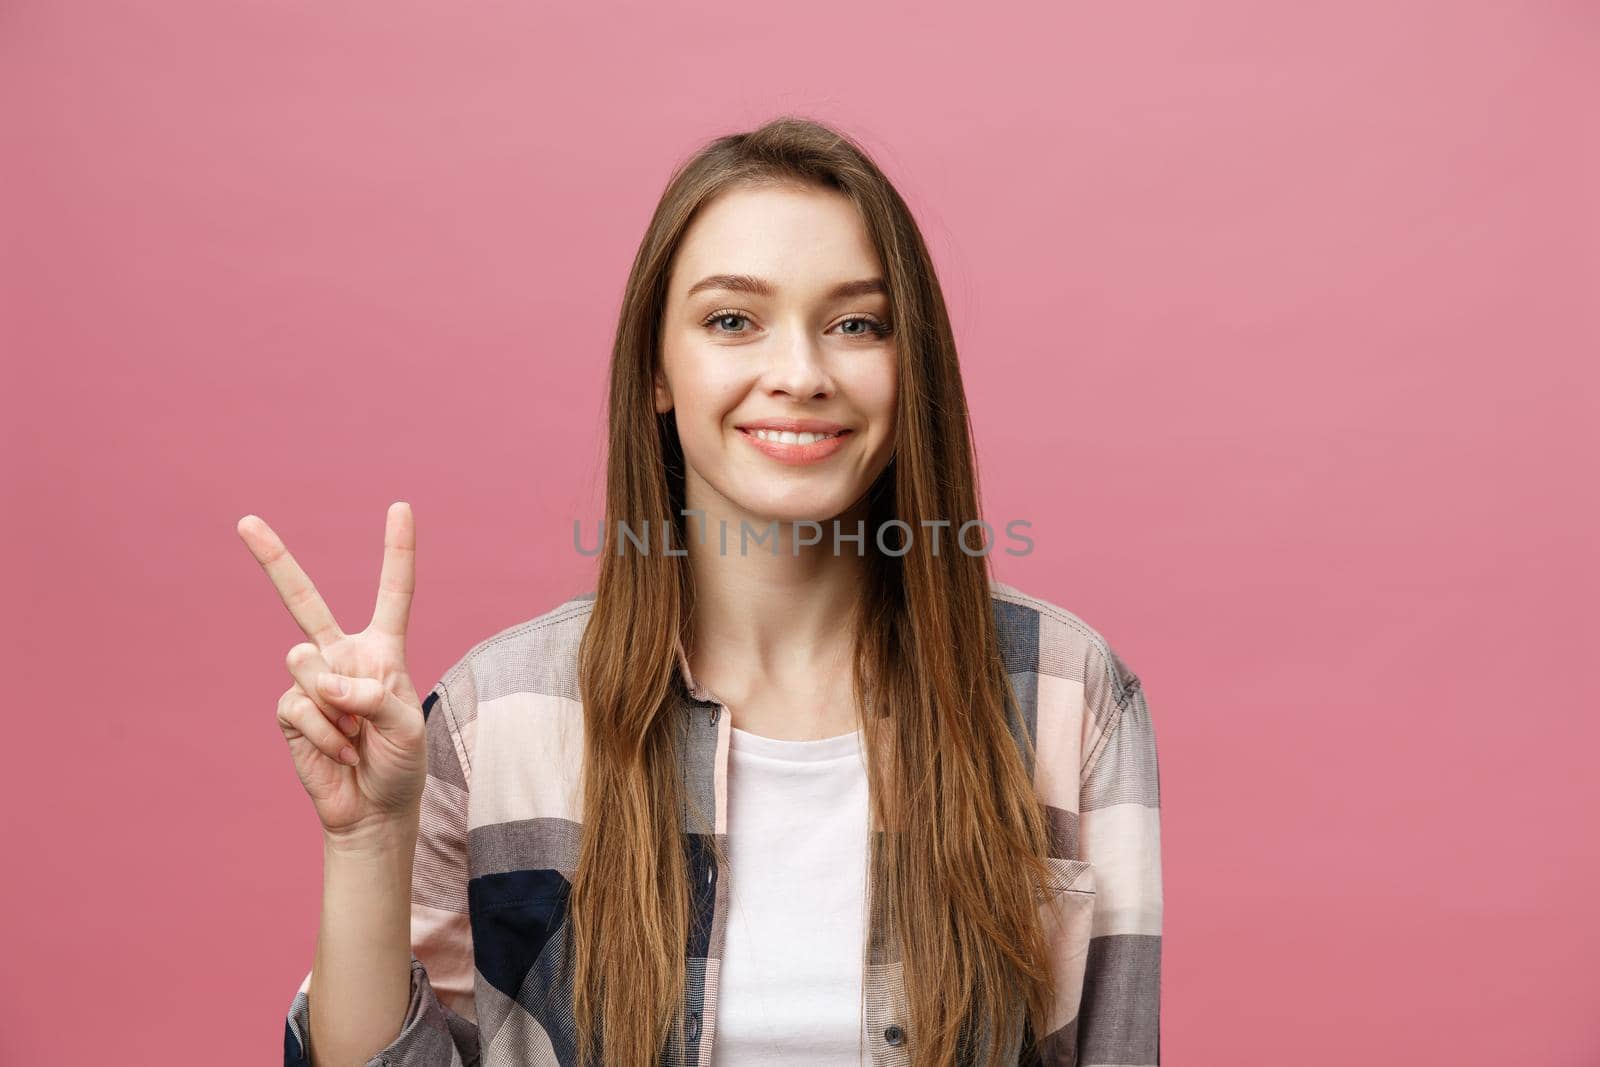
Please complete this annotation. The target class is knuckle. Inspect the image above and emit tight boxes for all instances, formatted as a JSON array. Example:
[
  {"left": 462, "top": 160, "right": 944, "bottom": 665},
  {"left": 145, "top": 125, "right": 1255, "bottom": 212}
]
[{"left": 281, "top": 694, "right": 322, "bottom": 728}]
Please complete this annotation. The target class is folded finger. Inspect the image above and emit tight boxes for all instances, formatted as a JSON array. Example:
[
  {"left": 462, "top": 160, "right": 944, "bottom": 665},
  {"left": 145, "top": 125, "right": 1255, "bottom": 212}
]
[
  {"left": 310, "top": 671, "right": 413, "bottom": 734},
  {"left": 278, "top": 688, "right": 360, "bottom": 766},
  {"left": 284, "top": 643, "right": 360, "bottom": 738}
]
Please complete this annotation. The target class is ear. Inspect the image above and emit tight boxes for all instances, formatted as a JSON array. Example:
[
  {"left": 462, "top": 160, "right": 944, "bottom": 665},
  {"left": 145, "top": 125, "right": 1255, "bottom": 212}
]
[{"left": 653, "top": 367, "right": 673, "bottom": 414}]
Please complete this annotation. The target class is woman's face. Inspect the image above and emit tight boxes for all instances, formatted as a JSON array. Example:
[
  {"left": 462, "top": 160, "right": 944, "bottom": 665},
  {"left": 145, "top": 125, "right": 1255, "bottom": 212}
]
[{"left": 656, "top": 182, "right": 898, "bottom": 528}]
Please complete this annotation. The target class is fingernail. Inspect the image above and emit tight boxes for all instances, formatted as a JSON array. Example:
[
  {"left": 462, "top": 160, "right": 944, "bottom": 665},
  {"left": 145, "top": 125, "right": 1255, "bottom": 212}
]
[
  {"left": 339, "top": 745, "right": 358, "bottom": 765},
  {"left": 320, "top": 673, "right": 347, "bottom": 697},
  {"left": 338, "top": 714, "right": 359, "bottom": 737}
]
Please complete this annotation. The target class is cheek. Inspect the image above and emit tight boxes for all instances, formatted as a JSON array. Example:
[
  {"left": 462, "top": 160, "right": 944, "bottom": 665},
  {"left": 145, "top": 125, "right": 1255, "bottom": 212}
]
[
  {"left": 671, "top": 358, "right": 747, "bottom": 432},
  {"left": 852, "top": 357, "right": 899, "bottom": 430}
]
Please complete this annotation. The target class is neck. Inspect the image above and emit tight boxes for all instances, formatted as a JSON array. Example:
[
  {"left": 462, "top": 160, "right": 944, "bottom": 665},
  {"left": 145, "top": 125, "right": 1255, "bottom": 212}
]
[{"left": 680, "top": 481, "right": 870, "bottom": 710}]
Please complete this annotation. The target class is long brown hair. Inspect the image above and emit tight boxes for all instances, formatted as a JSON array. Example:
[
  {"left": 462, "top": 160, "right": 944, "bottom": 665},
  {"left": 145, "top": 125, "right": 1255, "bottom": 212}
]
[{"left": 572, "top": 116, "right": 1057, "bottom": 1067}]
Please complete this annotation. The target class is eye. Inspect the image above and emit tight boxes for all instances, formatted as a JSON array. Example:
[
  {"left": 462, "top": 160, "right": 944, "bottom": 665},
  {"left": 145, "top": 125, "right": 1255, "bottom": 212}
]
[
  {"left": 698, "top": 309, "right": 894, "bottom": 340},
  {"left": 833, "top": 314, "right": 893, "bottom": 339},
  {"left": 697, "top": 308, "right": 752, "bottom": 334}
]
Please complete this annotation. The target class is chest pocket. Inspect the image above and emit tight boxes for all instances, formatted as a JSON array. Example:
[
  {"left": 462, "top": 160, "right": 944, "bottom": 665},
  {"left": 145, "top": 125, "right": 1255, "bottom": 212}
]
[
  {"left": 1036, "top": 856, "right": 1097, "bottom": 1055},
  {"left": 468, "top": 869, "right": 574, "bottom": 1026}
]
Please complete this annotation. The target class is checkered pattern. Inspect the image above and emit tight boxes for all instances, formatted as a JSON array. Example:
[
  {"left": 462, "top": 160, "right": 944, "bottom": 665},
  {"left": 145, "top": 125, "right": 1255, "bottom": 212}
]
[{"left": 284, "top": 580, "right": 1162, "bottom": 1065}]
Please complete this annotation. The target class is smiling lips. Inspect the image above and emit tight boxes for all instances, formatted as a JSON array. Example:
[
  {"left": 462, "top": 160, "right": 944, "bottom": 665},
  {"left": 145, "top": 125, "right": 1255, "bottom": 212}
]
[{"left": 735, "top": 420, "right": 852, "bottom": 465}]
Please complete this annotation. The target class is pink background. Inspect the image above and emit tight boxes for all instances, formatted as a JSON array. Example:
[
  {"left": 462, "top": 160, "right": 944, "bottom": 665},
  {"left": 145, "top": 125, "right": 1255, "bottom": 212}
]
[{"left": 3, "top": 1, "right": 1596, "bottom": 1063}]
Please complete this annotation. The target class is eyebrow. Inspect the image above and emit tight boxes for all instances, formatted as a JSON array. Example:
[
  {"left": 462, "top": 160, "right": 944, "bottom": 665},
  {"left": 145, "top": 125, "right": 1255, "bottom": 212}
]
[{"left": 684, "top": 274, "right": 887, "bottom": 301}]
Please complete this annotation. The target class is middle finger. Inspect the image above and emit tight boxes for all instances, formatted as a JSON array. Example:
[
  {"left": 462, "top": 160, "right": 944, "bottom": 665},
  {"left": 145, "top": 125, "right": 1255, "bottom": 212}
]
[{"left": 237, "top": 515, "right": 345, "bottom": 649}]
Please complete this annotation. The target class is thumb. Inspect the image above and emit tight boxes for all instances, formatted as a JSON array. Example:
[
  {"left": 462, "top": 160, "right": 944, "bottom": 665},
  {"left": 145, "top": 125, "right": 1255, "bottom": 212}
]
[{"left": 314, "top": 672, "right": 422, "bottom": 736}]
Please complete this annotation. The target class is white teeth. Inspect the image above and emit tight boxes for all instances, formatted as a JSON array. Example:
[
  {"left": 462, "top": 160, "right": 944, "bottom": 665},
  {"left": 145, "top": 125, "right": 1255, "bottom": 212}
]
[{"left": 752, "top": 429, "right": 840, "bottom": 444}]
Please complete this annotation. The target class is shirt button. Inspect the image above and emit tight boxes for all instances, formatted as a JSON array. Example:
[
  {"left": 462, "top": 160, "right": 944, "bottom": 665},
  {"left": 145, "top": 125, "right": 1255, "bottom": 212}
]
[
  {"left": 884, "top": 1024, "right": 905, "bottom": 1046},
  {"left": 687, "top": 1011, "right": 702, "bottom": 1040}
]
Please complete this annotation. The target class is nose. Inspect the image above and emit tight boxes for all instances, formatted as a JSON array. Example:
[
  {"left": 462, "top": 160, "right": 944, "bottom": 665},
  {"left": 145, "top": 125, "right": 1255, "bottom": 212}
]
[{"left": 762, "top": 327, "right": 834, "bottom": 400}]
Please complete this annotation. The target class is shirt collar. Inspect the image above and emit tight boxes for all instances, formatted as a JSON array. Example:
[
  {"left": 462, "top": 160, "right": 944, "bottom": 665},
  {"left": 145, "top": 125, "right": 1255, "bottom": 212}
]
[{"left": 674, "top": 635, "right": 724, "bottom": 705}]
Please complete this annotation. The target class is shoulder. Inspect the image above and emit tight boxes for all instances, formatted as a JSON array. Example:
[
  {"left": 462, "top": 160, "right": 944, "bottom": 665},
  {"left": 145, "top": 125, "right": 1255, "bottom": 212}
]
[
  {"left": 988, "top": 579, "right": 1141, "bottom": 692},
  {"left": 423, "top": 590, "right": 597, "bottom": 724},
  {"left": 987, "top": 578, "right": 1147, "bottom": 765}
]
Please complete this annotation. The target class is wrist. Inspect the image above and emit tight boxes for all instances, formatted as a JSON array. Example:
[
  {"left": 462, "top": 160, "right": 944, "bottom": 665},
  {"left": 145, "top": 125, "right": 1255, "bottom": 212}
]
[{"left": 322, "top": 811, "right": 420, "bottom": 858}]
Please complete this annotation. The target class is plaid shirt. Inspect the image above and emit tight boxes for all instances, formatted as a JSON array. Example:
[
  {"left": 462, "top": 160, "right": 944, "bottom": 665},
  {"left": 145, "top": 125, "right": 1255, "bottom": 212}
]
[{"left": 284, "top": 580, "right": 1163, "bottom": 1066}]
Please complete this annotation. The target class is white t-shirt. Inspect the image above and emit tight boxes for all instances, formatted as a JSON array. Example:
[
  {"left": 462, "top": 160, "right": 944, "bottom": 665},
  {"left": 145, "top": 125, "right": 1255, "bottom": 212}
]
[{"left": 708, "top": 723, "right": 872, "bottom": 1065}]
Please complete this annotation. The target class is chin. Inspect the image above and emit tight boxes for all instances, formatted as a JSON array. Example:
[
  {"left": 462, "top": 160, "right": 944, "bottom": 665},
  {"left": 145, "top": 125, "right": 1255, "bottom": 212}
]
[{"left": 733, "top": 491, "right": 857, "bottom": 528}]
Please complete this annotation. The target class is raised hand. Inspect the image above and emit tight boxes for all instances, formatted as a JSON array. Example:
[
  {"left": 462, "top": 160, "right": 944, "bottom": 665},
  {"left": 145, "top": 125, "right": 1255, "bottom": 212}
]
[{"left": 237, "top": 502, "right": 429, "bottom": 843}]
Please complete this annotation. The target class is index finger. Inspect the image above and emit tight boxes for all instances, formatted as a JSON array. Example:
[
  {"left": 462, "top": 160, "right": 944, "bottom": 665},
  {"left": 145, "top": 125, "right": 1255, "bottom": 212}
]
[
  {"left": 235, "top": 514, "right": 346, "bottom": 649},
  {"left": 368, "top": 501, "right": 415, "bottom": 638}
]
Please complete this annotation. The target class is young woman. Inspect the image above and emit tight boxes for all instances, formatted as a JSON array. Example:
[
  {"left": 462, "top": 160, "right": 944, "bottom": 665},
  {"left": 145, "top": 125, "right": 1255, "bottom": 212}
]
[{"left": 242, "top": 117, "right": 1163, "bottom": 1067}]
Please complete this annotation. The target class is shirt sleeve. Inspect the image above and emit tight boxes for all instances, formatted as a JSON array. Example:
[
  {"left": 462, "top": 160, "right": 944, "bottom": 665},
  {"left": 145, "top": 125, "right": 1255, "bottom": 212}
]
[
  {"left": 284, "top": 675, "right": 481, "bottom": 1067},
  {"left": 1074, "top": 645, "right": 1163, "bottom": 1066}
]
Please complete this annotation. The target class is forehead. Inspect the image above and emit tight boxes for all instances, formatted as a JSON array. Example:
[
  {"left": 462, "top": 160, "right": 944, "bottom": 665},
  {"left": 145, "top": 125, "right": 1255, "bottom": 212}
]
[{"left": 669, "top": 183, "right": 883, "bottom": 296}]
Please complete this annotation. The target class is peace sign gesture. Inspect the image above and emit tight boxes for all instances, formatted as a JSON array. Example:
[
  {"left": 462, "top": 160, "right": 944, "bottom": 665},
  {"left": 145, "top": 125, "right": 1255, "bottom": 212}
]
[{"left": 237, "top": 502, "right": 429, "bottom": 843}]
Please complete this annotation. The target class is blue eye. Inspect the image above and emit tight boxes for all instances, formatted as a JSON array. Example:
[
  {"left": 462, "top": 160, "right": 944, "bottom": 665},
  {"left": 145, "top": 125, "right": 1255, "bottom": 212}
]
[
  {"left": 704, "top": 312, "right": 752, "bottom": 334},
  {"left": 836, "top": 315, "right": 893, "bottom": 338},
  {"left": 699, "top": 310, "right": 893, "bottom": 339}
]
